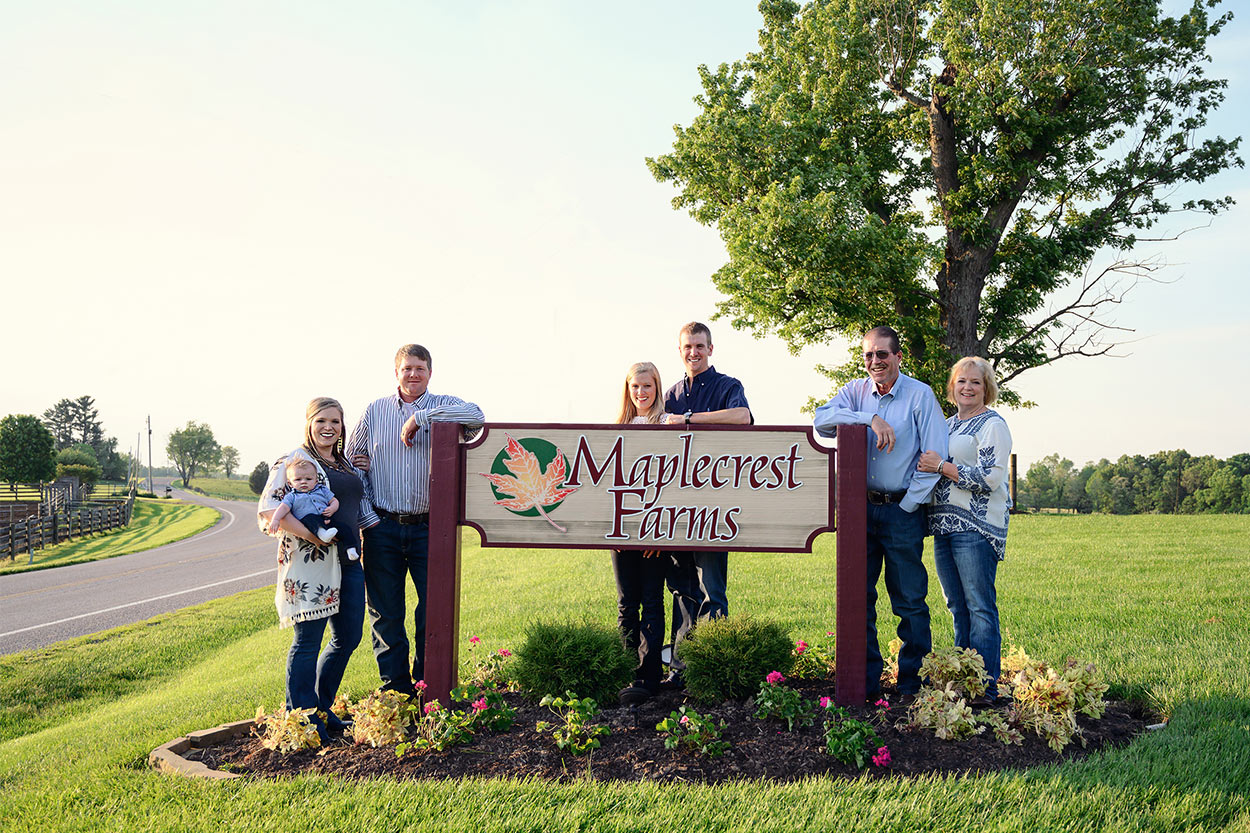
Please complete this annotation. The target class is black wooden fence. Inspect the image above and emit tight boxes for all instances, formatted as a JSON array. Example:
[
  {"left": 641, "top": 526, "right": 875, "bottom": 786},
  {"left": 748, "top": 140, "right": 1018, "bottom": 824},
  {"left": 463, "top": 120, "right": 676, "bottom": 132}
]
[{"left": 1, "top": 493, "right": 136, "bottom": 562}]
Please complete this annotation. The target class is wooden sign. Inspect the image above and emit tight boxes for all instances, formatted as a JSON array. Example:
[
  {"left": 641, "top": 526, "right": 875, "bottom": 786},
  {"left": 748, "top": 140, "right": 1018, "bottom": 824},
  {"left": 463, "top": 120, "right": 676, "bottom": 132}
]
[
  {"left": 425, "top": 422, "right": 868, "bottom": 709},
  {"left": 462, "top": 424, "right": 834, "bottom": 552}
]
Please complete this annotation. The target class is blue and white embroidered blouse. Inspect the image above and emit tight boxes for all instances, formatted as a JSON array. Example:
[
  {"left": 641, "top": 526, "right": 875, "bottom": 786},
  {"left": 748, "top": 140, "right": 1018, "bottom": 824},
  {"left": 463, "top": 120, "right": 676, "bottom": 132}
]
[{"left": 928, "top": 409, "right": 1012, "bottom": 559}]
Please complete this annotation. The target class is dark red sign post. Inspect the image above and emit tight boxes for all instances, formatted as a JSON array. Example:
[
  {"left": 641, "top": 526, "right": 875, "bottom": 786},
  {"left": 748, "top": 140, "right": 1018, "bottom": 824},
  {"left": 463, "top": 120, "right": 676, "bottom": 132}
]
[
  {"left": 425, "top": 423, "right": 868, "bottom": 707},
  {"left": 832, "top": 425, "right": 867, "bottom": 706}
]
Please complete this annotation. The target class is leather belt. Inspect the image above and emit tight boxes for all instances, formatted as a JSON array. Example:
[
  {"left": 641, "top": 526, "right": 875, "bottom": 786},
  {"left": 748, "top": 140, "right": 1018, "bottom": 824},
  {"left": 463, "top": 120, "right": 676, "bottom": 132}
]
[
  {"left": 867, "top": 490, "right": 908, "bottom": 506},
  {"left": 377, "top": 507, "right": 429, "bottom": 525}
]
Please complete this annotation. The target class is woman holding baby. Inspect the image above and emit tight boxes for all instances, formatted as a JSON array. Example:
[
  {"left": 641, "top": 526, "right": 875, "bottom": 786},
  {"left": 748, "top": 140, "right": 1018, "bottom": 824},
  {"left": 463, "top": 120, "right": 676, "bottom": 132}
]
[{"left": 257, "top": 397, "right": 377, "bottom": 741}]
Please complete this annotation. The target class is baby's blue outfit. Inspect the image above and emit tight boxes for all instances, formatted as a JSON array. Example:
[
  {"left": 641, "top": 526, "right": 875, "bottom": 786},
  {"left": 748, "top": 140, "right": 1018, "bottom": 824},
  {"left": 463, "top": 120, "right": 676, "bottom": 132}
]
[{"left": 281, "top": 483, "right": 334, "bottom": 518}]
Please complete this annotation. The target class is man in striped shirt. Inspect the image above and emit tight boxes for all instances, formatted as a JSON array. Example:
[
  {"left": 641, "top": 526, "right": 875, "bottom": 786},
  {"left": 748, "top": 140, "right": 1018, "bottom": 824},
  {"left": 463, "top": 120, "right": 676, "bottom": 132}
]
[{"left": 346, "top": 344, "right": 484, "bottom": 696}]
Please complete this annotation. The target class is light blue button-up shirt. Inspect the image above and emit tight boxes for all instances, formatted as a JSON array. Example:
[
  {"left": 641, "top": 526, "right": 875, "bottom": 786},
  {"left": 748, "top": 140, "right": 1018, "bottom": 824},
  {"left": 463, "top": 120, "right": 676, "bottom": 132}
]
[
  {"left": 812, "top": 372, "right": 948, "bottom": 513},
  {"left": 345, "top": 390, "right": 484, "bottom": 515}
]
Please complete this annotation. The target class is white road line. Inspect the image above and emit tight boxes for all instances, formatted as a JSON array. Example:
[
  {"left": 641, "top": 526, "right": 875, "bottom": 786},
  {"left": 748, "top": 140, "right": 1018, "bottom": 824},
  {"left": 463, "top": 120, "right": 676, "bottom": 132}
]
[{"left": 0, "top": 568, "right": 275, "bottom": 639}]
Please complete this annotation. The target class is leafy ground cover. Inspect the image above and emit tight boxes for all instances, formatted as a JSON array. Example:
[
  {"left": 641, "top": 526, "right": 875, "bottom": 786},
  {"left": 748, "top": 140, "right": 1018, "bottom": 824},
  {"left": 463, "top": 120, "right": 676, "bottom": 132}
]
[
  {"left": 1, "top": 515, "right": 1248, "bottom": 833},
  {"left": 196, "top": 679, "right": 1150, "bottom": 783},
  {"left": 0, "top": 498, "right": 218, "bottom": 575}
]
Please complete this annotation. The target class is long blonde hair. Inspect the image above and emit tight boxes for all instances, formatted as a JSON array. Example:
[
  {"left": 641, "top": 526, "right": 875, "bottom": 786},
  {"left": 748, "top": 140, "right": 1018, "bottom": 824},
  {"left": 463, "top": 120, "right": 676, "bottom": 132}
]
[
  {"left": 303, "top": 397, "right": 353, "bottom": 471},
  {"left": 616, "top": 362, "right": 665, "bottom": 425}
]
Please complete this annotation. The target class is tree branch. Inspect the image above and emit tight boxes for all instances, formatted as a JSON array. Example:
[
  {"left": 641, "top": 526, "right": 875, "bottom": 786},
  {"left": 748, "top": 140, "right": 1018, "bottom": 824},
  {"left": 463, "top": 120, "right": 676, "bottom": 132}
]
[{"left": 990, "top": 258, "right": 1168, "bottom": 383}]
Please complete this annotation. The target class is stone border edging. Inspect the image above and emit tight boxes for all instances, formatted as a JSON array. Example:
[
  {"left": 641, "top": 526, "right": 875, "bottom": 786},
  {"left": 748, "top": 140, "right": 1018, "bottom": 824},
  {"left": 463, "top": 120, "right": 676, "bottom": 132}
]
[{"left": 149, "top": 718, "right": 256, "bottom": 780}]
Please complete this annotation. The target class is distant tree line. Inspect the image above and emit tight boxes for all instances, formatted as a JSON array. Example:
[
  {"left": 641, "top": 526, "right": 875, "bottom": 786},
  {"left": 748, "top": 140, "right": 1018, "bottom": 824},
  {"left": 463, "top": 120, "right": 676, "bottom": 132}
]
[
  {"left": 1019, "top": 451, "right": 1250, "bottom": 514},
  {"left": 0, "top": 396, "right": 129, "bottom": 488},
  {"left": 1, "top": 396, "right": 239, "bottom": 490}
]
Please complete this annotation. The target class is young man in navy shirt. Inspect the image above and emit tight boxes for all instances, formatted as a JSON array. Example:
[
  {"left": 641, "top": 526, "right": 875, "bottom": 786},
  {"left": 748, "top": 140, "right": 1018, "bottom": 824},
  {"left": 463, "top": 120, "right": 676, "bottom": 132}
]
[{"left": 663, "top": 321, "right": 753, "bottom": 635}]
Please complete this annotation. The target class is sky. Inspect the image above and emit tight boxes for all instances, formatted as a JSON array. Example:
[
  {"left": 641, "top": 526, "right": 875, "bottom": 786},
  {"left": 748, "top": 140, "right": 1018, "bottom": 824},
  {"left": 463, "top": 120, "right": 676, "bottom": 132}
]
[{"left": 2, "top": 0, "right": 1247, "bottom": 473}]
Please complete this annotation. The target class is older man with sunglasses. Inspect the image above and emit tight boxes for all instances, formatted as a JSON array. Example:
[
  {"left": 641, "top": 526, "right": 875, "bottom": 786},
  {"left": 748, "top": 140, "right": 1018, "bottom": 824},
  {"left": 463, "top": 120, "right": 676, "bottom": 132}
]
[{"left": 813, "top": 326, "right": 947, "bottom": 702}]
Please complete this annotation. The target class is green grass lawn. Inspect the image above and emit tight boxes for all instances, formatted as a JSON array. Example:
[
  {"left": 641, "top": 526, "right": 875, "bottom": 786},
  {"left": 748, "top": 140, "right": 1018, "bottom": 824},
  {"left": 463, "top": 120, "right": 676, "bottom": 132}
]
[
  {"left": 1, "top": 514, "right": 1248, "bottom": 832},
  {"left": 0, "top": 499, "right": 219, "bottom": 576},
  {"left": 180, "top": 477, "right": 258, "bottom": 502}
]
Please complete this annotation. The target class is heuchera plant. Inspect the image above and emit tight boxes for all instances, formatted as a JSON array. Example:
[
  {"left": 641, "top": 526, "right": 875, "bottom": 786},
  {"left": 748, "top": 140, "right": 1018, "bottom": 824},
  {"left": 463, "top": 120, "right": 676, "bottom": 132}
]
[
  {"left": 346, "top": 689, "right": 417, "bottom": 748},
  {"left": 919, "top": 647, "right": 990, "bottom": 700},
  {"left": 1007, "top": 658, "right": 1108, "bottom": 752},
  {"left": 908, "top": 684, "right": 982, "bottom": 740},
  {"left": 254, "top": 705, "right": 321, "bottom": 753}
]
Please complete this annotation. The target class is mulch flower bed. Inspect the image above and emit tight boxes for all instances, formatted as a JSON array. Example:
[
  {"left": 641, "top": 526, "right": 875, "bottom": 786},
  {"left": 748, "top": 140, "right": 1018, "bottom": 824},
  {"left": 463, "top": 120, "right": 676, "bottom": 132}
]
[{"left": 188, "top": 679, "right": 1152, "bottom": 783}]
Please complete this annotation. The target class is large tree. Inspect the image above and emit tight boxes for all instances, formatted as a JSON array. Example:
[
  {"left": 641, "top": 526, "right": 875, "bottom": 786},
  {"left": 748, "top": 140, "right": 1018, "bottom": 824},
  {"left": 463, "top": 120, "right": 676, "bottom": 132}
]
[
  {"left": 220, "top": 446, "right": 240, "bottom": 479},
  {"left": 41, "top": 400, "right": 76, "bottom": 450},
  {"left": 0, "top": 415, "right": 57, "bottom": 485},
  {"left": 166, "top": 422, "right": 221, "bottom": 488},
  {"left": 648, "top": 0, "right": 1241, "bottom": 406},
  {"left": 41, "top": 395, "right": 124, "bottom": 478}
]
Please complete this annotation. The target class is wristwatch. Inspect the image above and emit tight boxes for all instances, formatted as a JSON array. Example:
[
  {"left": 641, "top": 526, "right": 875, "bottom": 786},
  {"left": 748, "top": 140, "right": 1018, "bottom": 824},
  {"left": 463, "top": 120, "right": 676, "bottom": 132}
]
[{"left": 683, "top": 411, "right": 693, "bottom": 425}]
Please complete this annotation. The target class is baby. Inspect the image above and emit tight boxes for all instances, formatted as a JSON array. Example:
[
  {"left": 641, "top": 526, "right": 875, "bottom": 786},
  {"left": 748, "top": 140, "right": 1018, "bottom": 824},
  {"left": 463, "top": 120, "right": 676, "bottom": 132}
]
[{"left": 267, "top": 459, "right": 359, "bottom": 560}]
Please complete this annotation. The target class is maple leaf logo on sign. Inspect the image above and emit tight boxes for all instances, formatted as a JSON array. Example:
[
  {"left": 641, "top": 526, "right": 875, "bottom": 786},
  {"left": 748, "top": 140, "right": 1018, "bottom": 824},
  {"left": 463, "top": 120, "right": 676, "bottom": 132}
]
[{"left": 479, "top": 435, "right": 579, "bottom": 532}]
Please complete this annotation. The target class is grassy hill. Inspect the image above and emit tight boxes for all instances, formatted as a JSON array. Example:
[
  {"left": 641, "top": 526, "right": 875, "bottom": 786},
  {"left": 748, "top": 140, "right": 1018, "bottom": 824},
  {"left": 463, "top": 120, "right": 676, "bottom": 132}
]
[
  {"left": 179, "top": 477, "right": 258, "bottom": 502},
  {"left": 0, "top": 499, "right": 219, "bottom": 575}
]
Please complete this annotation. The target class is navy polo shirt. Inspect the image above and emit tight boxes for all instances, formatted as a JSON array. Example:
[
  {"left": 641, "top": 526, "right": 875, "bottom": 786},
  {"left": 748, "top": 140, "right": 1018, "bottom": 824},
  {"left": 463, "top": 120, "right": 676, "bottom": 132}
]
[{"left": 664, "top": 366, "right": 753, "bottom": 423}]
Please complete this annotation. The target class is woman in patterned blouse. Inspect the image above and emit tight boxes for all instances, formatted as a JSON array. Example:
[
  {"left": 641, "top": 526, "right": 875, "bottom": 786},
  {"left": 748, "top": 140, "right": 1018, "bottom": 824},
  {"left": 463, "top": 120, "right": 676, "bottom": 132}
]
[{"left": 917, "top": 357, "right": 1012, "bottom": 703}]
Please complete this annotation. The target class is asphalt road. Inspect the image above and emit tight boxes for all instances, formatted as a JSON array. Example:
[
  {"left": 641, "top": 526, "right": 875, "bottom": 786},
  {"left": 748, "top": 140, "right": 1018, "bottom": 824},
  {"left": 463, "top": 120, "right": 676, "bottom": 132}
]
[{"left": 0, "top": 488, "right": 275, "bottom": 656}]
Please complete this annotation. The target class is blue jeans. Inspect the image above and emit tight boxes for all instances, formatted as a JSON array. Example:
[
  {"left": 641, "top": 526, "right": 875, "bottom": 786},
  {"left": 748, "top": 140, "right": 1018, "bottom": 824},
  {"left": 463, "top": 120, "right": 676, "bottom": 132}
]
[
  {"left": 361, "top": 517, "right": 428, "bottom": 693},
  {"left": 865, "top": 502, "right": 931, "bottom": 695},
  {"left": 693, "top": 551, "right": 728, "bottom": 619},
  {"left": 933, "top": 530, "right": 1001, "bottom": 696},
  {"left": 285, "top": 556, "right": 365, "bottom": 723}
]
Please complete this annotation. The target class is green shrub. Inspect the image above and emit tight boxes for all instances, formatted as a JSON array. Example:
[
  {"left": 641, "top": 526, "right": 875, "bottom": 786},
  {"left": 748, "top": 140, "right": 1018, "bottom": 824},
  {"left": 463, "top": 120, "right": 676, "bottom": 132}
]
[
  {"left": 510, "top": 618, "right": 634, "bottom": 704},
  {"left": 248, "top": 461, "right": 270, "bottom": 495},
  {"left": 678, "top": 614, "right": 794, "bottom": 703},
  {"left": 55, "top": 447, "right": 101, "bottom": 488}
]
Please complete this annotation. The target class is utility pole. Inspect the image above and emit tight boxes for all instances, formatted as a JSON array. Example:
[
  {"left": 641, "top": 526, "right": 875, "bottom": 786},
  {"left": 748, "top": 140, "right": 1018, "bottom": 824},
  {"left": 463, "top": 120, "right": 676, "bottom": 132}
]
[{"left": 146, "top": 415, "right": 154, "bottom": 494}]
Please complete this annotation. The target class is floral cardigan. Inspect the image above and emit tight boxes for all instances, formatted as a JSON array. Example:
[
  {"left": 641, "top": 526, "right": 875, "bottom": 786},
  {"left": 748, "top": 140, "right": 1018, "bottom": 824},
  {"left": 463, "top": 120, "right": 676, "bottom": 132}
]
[{"left": 256, "top": 448, "right": 372, "bottom": 627}]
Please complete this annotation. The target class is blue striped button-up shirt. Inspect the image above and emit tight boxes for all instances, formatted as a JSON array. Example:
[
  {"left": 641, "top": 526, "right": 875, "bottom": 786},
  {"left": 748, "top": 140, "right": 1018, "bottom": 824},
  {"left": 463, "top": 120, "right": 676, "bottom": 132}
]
[
  {"left": 812, "top": 372, "right": 948, "bottom": 513},
  {"left": 345, "top": 389, "right": 484, "bottom": 515}
]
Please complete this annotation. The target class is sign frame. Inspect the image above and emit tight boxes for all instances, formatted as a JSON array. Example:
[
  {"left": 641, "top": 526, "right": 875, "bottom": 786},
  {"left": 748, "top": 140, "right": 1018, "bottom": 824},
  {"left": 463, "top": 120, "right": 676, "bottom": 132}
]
[
  {"left": 423, "top": 422, "right": 868, "bottom": 708},
  {"left": 460, "top": 422, "right": 837, "bottom": 553}
]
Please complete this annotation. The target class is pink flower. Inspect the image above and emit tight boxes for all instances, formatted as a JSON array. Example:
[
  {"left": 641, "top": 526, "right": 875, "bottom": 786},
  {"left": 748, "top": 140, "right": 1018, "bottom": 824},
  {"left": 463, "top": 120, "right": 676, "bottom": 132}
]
[
  {"left": 819, "top": 696, "right": 831, "bottom": 708},
  {"left": 766, "top": 671, "right": 785, "bottom": 685},
  {"left": 414, "top": 680, "right": 428, "bottom": 691},
  {"left": 872, "top": 745, "right": 891, "bottom": 767},
  {"left": 679, "top": 715, "right": 689, "bottom": 725},
  {"left": 472, "top": 697, "right": 488, "bottom": 712},
  {"left": 469, "top": 636, "right": 481, "bottom": 645},
  {"left": 795, "top": 640, "right": 809, "bottom": 654},
  {"left": 826, "top": 631, "right": 835, "bottom": 637},
  {"left": 423, "top": 702, "right": 441, "bottom": 714},
  {"left": 874, "top": 698, "right": 890, "bottom": 710},
  {"left": 498, "top": 649, "right": 512, "bottom": 657}
]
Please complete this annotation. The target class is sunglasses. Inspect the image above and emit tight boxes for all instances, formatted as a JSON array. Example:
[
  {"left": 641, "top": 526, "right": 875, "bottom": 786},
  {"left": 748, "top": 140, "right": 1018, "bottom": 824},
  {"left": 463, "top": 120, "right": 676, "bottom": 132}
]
[{"left": 863, "top": 350, "right": 896, "bottom": 361}]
